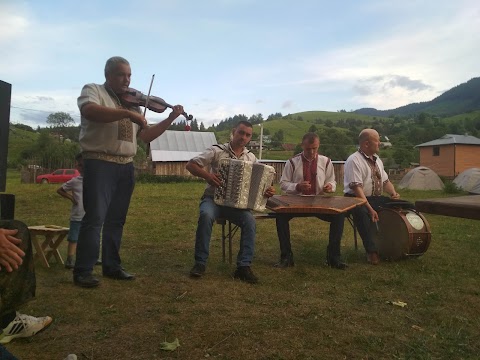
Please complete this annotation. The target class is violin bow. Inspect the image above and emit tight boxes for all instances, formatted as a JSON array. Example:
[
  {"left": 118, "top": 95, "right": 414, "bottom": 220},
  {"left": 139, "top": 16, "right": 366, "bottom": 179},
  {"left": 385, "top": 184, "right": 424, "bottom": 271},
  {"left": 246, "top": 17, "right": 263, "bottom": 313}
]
[
  {"left": 143, "top": 74, "right": 155, "bottom": 118},
  {"left": 144, "top": 74, "right": 155, "bottom": 160}
]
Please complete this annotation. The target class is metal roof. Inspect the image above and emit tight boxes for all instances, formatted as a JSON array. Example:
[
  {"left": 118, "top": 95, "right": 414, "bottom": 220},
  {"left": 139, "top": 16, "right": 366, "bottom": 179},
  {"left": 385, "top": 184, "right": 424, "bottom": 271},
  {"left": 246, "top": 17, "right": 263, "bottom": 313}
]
[
  {"left": 150, "top": 130, "right": 217, "bottom": 162},
  {"left": 416, "top": 134, "right": 480, "bottom": 147}
]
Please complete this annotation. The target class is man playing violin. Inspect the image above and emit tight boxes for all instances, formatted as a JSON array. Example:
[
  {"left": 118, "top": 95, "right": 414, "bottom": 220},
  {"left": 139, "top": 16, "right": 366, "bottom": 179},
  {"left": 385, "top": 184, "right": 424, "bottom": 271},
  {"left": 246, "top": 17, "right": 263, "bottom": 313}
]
[{"left": 73, "top": 56, "right": 184, "bottom": 288}]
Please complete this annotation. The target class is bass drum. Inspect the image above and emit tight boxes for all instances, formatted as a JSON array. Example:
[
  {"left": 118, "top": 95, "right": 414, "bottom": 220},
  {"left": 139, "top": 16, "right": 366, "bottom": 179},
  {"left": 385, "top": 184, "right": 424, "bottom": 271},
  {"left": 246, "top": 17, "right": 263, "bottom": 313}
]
[{"left": 372, "top": 207, "right": 431, "bottom": 260}]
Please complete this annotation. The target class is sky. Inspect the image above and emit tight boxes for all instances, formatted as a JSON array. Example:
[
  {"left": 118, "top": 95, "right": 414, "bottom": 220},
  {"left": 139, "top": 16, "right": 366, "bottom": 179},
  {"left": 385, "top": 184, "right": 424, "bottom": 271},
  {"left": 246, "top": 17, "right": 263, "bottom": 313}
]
[{"left": 1, "top": 0, "right": 479, "bottom": 128}]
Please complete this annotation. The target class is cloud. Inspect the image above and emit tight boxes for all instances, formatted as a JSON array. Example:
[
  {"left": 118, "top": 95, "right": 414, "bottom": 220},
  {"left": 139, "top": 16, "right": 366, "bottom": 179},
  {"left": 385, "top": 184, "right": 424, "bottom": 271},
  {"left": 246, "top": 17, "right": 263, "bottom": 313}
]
[{"left": 353, "top": 75, "right": 433, "bottom": 96}]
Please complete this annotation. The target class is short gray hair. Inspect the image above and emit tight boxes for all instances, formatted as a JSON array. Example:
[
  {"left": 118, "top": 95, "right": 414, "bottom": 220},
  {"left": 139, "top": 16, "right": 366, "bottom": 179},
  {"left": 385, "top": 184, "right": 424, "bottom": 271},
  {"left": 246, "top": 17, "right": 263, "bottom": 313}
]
[{"left": 104, "top": 56, "right": 130, "bottom": 77}]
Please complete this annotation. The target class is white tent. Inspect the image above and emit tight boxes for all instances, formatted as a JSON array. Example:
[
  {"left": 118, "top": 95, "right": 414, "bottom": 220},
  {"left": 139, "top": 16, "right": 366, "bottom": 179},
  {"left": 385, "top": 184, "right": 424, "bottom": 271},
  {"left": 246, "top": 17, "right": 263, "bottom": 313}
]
[
  {"left": 469, "top": 180, "right": 480, "bottom": 195},
  {"left": 398, "top": 166, "right": 444, "bottom": 190},
  {"left": 453, "top": 168, "right": 480, "bottom": 192}
]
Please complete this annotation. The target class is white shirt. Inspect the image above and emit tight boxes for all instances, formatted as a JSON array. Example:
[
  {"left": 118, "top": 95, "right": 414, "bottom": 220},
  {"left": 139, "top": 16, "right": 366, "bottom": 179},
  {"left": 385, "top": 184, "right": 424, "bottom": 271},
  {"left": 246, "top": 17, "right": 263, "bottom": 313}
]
[
  {"left": 61, "top": 176, "right": 85, "bottom": 221},
  {"left": 280, "top": 153, "right": 336, "bottom": 195},
  {"left": 189, "top": 142, "right": 257, "bottom": 197},
  {"left": 343, "top": 150, "right": 389, "bottom": 196}
]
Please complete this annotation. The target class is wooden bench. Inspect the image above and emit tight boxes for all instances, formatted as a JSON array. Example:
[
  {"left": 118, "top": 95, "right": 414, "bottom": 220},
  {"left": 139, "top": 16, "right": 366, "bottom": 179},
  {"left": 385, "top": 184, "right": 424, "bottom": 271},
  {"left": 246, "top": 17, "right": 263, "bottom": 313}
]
[
  {"left": 29, "top": 225, "right": 69, "bottom": 268},
  {"left": 217, "top": 213, "right": 359, "bottom": 264}
]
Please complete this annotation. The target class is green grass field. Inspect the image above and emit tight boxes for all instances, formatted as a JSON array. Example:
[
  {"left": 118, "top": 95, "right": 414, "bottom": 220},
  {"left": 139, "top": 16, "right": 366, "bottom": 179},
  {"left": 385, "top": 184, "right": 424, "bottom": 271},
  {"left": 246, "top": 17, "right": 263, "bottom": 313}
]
[{"left": 3, "top": 170, "right": 480, "bottom": 359}]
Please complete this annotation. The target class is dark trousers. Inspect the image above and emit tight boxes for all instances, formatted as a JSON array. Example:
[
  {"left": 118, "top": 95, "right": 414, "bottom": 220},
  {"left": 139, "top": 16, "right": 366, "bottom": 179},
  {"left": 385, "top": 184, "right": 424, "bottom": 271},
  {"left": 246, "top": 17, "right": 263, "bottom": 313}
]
[
  {"left": 73, "top": 159, "right": 135, "bottom": 277},
  {"left": 275, "top": 213, "right": 345, "bottom": 259},
  {"left": 0, "top": 220, "right": 36, "bottom": 318},
  {"left": 346, "top": 195, "right": 391, "bottom": 253}
]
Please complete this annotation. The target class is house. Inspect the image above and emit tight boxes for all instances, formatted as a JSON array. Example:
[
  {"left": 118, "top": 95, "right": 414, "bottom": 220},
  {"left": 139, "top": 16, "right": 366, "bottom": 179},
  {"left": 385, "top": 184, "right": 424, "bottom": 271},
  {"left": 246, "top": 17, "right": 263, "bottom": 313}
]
[
  {"left": 149, "top": 130, "right": 217, "bottom": 177},
  {"left": 248, "top": 140, "right": 264, "bottom": 150},
  {"left": 415, "top": 134, "right": 480, "bottom": 177}
]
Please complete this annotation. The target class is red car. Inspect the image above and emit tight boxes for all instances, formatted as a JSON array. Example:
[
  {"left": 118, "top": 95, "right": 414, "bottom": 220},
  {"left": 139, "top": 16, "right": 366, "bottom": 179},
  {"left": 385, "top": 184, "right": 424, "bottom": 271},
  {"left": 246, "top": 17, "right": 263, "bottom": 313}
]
[{"left": 36, "top": 169, "right": 80, "bottom": 184}]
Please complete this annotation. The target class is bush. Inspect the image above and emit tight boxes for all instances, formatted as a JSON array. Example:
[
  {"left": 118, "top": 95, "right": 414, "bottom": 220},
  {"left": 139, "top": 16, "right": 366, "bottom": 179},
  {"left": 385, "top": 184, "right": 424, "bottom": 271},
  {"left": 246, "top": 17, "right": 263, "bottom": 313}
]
[{"left": 443, "top": 180, "right": 462, "bottom": 194}]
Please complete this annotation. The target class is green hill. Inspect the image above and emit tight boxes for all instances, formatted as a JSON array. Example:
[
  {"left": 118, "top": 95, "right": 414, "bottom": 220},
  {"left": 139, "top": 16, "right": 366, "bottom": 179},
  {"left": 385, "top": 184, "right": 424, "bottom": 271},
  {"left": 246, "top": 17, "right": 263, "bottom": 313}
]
[
  {"left": 354, "top": 77, "right": 480, "bottom": 117},
  {"left": 7, "top": 125, "right": 38, "bottom": 164}
]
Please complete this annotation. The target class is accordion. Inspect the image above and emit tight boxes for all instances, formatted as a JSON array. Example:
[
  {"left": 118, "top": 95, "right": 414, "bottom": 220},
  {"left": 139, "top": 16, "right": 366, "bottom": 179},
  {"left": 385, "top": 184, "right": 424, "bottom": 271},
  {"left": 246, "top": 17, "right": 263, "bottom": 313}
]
[{"left": 214, "top": 159, "right": 275, "bottom": 211}]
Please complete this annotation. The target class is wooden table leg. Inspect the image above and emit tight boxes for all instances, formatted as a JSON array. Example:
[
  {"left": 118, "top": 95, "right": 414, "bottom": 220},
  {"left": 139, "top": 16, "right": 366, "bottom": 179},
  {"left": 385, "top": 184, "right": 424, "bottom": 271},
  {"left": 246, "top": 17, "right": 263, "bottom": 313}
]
[
  {"left": 32, "top": 233, "right": 50, "bottom": 268},
  {"left": 45, "top": 233, "right": 66, "bottom": 264}
]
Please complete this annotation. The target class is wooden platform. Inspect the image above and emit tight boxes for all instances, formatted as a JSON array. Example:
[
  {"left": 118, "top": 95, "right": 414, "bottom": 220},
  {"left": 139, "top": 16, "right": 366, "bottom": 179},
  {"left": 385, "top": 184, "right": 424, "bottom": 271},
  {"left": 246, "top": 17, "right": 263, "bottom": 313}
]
[{"left": 415, "top": 195, "right": 480, "bottom": 220}]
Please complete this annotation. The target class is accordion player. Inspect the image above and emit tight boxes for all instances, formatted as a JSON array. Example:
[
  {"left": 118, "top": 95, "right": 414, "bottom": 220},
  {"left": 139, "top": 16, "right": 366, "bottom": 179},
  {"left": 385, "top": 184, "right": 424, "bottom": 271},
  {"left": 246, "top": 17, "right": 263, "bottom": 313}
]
[{"left": 214, "top": 158, "right": 276, "bottom": 211}]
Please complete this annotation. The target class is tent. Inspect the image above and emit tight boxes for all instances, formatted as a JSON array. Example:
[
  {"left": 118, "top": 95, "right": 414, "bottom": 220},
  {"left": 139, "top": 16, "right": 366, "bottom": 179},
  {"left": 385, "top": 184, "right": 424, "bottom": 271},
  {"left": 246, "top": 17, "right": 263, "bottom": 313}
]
[
  {"left": 398, "top": 166, "right": 444, "bottom": 190},
  {"left": 453, "top": 168, "right": 480, "bottom": 192},
  {"left": 469, "top": 180, "right": 480, "bottom": 195}
]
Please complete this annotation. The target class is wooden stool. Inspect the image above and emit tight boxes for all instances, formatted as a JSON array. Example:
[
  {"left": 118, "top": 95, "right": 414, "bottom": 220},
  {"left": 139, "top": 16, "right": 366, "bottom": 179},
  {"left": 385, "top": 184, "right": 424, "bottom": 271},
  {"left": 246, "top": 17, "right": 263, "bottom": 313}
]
[
  {"left": 217, "top": 213, "right": 277, "bottom": 264},
  {"left": 29, "top": 225, "right": 69, "bottom": 268}
]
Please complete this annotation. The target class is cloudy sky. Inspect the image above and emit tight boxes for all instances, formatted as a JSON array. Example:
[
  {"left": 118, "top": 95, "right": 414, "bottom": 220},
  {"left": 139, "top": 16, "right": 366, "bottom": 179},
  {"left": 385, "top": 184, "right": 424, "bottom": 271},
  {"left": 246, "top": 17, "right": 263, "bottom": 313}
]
[{"left": 1, "top": 0, "right": 479, "bottom": 128}]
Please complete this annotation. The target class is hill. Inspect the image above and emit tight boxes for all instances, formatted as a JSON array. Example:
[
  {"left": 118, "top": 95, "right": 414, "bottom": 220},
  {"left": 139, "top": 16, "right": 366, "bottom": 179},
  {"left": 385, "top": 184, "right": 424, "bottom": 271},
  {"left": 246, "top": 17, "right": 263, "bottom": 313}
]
[
  {"left": 7, "top": 125, "right": 38, "bottom": 164},
  {"left": 354, "top": 77, "right": 480, "bottom": 117}
]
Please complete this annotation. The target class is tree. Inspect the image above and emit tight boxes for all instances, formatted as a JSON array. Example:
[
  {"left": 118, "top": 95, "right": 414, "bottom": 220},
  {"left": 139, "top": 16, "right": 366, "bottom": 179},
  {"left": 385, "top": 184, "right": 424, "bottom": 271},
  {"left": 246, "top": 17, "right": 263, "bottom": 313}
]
[{"left": 46, "top": 112, "right": 75, "bottom": 127}]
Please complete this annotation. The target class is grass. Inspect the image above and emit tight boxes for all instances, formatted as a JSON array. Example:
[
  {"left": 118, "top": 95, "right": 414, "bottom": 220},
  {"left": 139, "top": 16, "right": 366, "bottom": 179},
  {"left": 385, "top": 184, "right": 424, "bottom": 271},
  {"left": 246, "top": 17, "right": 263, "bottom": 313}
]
[{"left": 3, "top": 170, "right": 480, "bottom": 359}]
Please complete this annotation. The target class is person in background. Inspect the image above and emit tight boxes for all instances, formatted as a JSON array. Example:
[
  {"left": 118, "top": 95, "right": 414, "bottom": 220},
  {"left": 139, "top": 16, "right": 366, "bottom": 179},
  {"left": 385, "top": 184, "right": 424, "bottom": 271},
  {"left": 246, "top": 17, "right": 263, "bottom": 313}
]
[
  {"left": 0, "top": 221, "right": 52, "bottom": 345},
  {"left": 274, "top": 132, "right": 347, "bottom": 270},
  {"left": 343, "top": 128, "right": 400, "bottom": 265},
  {"left": 186, "top": 121, "right": 275, "bottom": 284},
  {"left": 57, "top": 154, "right": 84, "bottom": 269},
  {"left": 73, "top": 56, "right": 184, "bottom": 288}
]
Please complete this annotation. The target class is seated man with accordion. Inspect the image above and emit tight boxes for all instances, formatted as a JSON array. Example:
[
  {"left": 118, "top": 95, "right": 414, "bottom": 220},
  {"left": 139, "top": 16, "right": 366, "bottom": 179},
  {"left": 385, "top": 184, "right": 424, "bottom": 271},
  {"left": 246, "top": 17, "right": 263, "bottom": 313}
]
[
  {"left": 275, "top": 132, "right": 347, "bottom": 270},
  {"left": 186, "top": 120, "right": 275, "bottom": 284}
]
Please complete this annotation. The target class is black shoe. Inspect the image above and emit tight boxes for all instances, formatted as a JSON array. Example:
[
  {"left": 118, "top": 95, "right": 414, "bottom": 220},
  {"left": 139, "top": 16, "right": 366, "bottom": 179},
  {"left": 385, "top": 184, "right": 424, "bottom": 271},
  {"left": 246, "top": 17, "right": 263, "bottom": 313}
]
[
  {"left": 274, "top": 254, "right": 294, "bottom": 268},
  {"left": 103, "top": 269, "right": 135, "bottom": 280},
  {"left": 233, "top": 266, "right": 258, "bottom": 284},
  {"left": 190, "top": 263, "right": 206, "bottom": 277},
  {"left": 326, "top": 256, "right": 348, "bottom": 270},
  {"left": 74, "top": 274, "right": 100, "bottom": 288}
]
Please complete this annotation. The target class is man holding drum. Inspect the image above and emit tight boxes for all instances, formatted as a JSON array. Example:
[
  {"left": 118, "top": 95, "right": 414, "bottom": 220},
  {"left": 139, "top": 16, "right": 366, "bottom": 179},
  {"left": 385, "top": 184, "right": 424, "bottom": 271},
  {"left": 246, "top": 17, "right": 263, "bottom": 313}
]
[
  {"left": 344, "top": 129, "right": 400, "bottom": 265},
  {"left": 274, "top": 132, "right": 347, "bottom": 270},
  {"left": 186, "top": 121, "right": 275, "bottom": 284}
]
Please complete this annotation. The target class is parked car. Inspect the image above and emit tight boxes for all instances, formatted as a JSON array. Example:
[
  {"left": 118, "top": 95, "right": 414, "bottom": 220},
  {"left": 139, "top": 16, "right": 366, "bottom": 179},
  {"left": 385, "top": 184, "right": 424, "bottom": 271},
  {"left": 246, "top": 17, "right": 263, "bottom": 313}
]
[{"left": 36, "top": 169, "right": 80, "bottom": 184}]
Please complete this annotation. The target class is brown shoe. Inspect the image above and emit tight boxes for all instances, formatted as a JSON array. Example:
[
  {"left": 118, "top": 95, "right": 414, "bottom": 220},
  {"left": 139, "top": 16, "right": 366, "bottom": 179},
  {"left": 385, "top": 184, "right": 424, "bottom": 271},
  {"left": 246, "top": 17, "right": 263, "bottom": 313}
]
[{"left": 367, "top": 252, "right": 380, "bottom": 265}]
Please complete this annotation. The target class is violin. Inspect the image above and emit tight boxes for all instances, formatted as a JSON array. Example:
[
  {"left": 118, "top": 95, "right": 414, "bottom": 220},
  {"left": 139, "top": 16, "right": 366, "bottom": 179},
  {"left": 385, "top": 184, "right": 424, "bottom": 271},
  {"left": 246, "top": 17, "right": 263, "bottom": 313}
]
[{"left": 120, "top": 88, "right": 193, "bottom": 120}]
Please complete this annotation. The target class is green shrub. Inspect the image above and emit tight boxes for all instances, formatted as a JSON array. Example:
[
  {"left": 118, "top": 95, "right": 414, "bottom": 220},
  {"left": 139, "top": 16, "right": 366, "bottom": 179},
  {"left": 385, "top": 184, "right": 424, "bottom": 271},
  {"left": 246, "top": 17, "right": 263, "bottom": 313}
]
[{"left": 443, "top": 180, "right": 462, "bottom": 194}]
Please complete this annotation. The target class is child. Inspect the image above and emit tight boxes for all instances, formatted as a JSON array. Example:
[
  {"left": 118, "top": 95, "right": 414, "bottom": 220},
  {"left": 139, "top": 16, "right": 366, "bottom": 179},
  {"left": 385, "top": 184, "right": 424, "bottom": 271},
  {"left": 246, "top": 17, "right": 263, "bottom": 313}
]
[{"left": 57, "top": 154, "right": 84, "bottom": 269}]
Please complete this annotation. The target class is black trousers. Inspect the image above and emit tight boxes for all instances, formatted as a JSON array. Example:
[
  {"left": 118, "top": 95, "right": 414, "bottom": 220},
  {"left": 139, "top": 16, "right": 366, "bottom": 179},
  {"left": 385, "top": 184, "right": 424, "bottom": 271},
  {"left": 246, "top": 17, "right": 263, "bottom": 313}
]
[{"left": 275, "top": 213, "right": 345, "bottom": 259}]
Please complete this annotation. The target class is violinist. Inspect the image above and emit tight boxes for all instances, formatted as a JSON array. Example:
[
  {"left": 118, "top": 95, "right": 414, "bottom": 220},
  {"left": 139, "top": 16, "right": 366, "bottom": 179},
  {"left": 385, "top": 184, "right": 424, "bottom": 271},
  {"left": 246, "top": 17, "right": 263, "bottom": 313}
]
[{"left": 73, "top": 56, "right": 184, "bottom": 288}]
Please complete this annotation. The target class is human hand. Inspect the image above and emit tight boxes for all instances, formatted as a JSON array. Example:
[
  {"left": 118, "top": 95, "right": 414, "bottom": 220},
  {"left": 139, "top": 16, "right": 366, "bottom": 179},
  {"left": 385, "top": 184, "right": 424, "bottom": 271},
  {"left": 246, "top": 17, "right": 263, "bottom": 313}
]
[
  {"left": 323, "top": 183, "right": 333, "bottom": 193},
  {"left": 264, "top": 186, "right": 276, "bottom": 198},
  {"left": 369, "top": 208, "right": 379, "bottom": 223},
  {"left": 207, "top": 173, "right": 222, "bottom": 187},
  {"left": 391, "top": 192, "right": 400, "bottom": 199},
  {"left": 296, "top": 181, "right": 311, "bottom": 193},
  {"left": 0, "top": 228, "right": 25, "bottom": 272},
  {"left": 168, "top": 105, "right": 184, "bottom": 121},
  {"left": 129, "top": 111, "right": 148, "bottom": 129}
]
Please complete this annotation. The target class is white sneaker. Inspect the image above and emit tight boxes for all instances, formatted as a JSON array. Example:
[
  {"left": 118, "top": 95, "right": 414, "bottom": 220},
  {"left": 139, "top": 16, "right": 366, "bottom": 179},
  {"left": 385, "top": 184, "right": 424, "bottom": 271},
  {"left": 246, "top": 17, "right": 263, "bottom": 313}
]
[
  {"left": 64, "top": 355, "right": 78, "bottom": 360},
  {"left": 0, "top": 312, "right": 52, "bottom": 344}
]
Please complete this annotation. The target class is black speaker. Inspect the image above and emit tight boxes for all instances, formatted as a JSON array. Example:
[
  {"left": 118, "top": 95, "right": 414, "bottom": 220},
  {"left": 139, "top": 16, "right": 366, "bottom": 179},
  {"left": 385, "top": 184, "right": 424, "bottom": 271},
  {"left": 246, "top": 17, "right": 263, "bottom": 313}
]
[{"left": 0, "top": 80, "right": 12, "bottom": 193}]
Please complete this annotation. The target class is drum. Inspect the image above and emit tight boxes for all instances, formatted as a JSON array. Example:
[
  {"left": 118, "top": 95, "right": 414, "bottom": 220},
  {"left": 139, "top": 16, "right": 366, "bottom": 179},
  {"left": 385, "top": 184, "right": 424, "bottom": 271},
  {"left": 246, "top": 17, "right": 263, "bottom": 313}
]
[{"left": 372, "top": 207, "right": 431, "bottom": 260}]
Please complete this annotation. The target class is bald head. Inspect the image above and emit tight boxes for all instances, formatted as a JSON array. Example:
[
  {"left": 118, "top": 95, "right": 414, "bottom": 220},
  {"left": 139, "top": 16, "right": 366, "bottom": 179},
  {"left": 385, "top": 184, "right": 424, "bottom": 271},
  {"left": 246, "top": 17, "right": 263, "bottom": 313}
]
[
  {"left": 359, "top": 129, "right": 378, "bottom": 144},
  {"left": 359, "top": 129, "right": 381, "bottom": 156}
]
